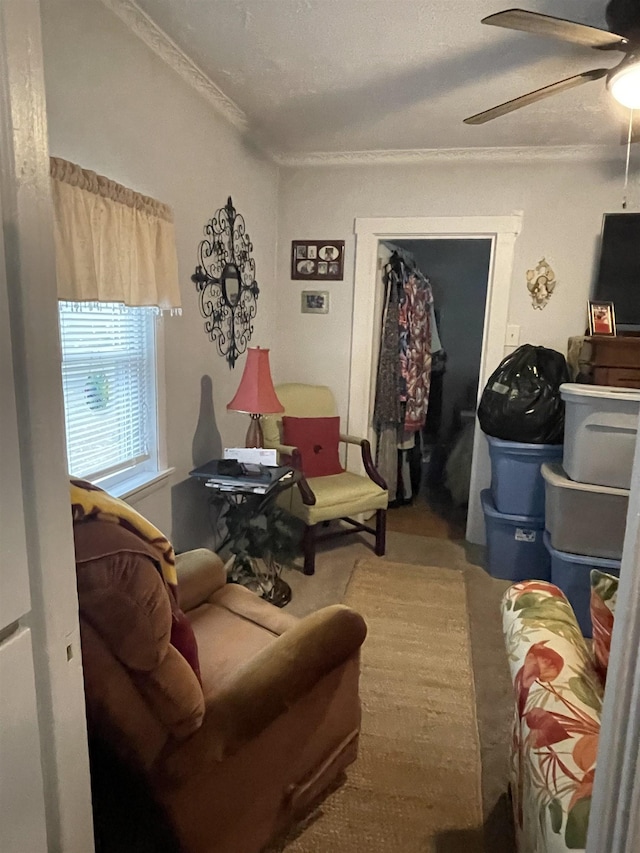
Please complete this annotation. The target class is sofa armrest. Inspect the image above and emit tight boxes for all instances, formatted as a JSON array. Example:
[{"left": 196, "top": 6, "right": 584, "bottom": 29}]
[
  {"left": 161, "top": 604, "right": 367, "bottom": 779},
  {"left": 175, "top": 549, "right": 226, "bottom": 612},
  {"left": 502, "top": 581, "right": 603, "bottom": 852},
  {"left": 502, "top": 581, "right": 600, "bottom": 697}
]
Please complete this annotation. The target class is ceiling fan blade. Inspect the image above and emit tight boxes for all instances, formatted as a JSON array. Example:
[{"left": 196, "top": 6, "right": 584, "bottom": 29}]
[
  {"left": 464, "top": 68, "right": 609, "bottom": 125},
  {"left": 483, "top": 9, "right": 628, "bottom": 51}
]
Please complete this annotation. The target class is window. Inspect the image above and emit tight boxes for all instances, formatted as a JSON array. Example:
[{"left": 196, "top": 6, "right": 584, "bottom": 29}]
[{"left": 58, "top": 301, "right": 158, "bottom": 488}]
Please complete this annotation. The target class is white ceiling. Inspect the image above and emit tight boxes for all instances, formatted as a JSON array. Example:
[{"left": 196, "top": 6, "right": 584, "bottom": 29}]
[{"left": 134, "top": 0, "right": 631, "bottom": 155}]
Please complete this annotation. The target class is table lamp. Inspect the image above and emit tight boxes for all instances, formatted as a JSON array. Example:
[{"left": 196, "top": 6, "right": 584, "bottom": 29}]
[{"left": 227, "top": 347, "right": 284, "bottom": 447}]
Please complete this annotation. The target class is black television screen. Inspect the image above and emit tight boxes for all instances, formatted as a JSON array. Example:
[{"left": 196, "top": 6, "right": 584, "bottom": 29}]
[{"left": 594, "top": 213, "right": 640, "bottom": 327}]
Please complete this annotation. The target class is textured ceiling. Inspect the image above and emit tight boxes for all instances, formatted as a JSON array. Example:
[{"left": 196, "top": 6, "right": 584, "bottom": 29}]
[{"left": 134, "top": 0, "right": 631, "bottom": 154}]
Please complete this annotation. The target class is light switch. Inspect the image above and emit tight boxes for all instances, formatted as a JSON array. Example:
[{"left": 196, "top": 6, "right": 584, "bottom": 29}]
[{"left": 506, "top": 324, "right": 520, "bottom": 346}]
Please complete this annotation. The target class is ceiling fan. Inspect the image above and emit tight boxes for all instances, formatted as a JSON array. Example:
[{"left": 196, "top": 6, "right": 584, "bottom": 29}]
[{"left": 463, "top": 1, "right": 640, "bottom": 132}]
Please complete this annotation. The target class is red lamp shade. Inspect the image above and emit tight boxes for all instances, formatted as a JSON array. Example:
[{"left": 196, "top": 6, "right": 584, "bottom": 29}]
[{"left": 227, "top": 347, "right": 283, "bottom": 447}]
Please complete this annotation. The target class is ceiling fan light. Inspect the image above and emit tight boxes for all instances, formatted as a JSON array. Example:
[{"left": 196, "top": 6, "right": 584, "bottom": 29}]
[{"left": 608, "top": 62, "right": 640, "bottom": 110}]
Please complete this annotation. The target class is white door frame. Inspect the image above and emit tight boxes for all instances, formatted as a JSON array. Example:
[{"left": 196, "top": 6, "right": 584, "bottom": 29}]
[
  {"left": 347, "top": 214, "right": 522, "bottom": 544},
  {"left": 0, "top": 1, "right": 94, "bottom": 849}
]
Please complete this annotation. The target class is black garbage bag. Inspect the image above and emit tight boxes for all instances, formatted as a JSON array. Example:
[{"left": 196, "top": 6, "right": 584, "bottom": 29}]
[{"left": 478, "top": 344, "right": 569, "bottom": 444}]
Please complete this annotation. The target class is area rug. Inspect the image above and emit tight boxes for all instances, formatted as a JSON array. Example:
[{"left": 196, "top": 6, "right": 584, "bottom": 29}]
[{"left": 275, "top": 558, "right": 484, "bottom": 852}]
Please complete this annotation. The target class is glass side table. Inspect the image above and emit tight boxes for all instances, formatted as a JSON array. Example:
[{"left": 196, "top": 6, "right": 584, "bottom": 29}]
[{"left": 189, "top": 461, "right": 301, "bottom": 607}]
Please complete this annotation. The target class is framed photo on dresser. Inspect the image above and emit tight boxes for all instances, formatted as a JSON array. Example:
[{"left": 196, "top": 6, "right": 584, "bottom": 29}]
[{"left": 588, "top": 300, "right": 616, "bottom": 336}]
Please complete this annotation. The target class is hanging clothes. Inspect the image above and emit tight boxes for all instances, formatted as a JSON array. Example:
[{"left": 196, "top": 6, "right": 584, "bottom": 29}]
[
  {"left": 398, "top": 268, "right": 433, "bottom": 433},
  {"left": 395, "top": 267, "right": 432, "bottom": 502},
  {"left": 373, "top": 270, "right": 402, "bottom": 429},
  {"left": 373, "top": 247, "right": 445, "bottom": 501},
  {"left": 373, "top": 260, "right": 402, "bottom": 497}
]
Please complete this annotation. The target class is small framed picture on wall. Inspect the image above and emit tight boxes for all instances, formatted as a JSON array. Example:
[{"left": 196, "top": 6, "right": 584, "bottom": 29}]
[
  {"left": 301, "top": 290, "right": 329, "bottom": 314},
  {"left": 588, "top": 300, "right": 616, "bottom": 336},
  {"left": 291, "top": 240, "right": 344, "bottom": 280}
]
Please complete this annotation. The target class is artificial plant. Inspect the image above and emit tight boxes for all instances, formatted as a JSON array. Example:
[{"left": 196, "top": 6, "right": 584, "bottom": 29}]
[{"left": 218, "top": 493, "right": 304, "bottom": 600}]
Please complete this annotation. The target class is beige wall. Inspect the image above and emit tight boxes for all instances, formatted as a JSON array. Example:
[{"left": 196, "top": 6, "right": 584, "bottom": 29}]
[
  {"left": 41, "top": 0, "right": 280, "bottom": 548},
  {"left": 274, "top": 156, "right": 634, "bottom": 422}
]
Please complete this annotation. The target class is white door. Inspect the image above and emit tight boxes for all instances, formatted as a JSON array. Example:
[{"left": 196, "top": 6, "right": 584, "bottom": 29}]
[
  {"left": 0, "top": 199, "right": 48, "bottom": 851},
  {"left": 0, "top": 1, "right": 94, "bottom": 849}
]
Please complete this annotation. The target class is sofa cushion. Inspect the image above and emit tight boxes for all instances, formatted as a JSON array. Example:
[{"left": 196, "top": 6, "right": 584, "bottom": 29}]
[
  {"left": 590, "top": 569, "right": 618, "bottom": 684},
  {"left": 287, "top": 470, "right": 388, "bottom": 525},
  {"left": 282, "top": 415, "right": 343, "bottom": 478},
  {"left": 133, "top": 644, "right": 205, "bottom": 740}
]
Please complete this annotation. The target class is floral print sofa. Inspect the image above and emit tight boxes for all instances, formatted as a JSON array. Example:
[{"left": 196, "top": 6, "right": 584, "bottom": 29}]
[{"left": 502, "top": 581, "right": 606, "bottom": 853}]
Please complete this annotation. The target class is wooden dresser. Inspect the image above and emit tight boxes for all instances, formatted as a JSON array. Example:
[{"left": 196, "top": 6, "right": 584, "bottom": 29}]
[{"left": 579, "top": 335, "right": 640, "bottom": 389}]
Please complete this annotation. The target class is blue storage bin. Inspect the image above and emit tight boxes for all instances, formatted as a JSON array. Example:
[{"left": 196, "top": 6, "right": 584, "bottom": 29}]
[
  {"left": 544, "top": 531, "right": 621, "bottom": 639},
  {"left": 481, "top": 490, "right": 550, "bottom": 582},
  {"left": 486, "top": 435, "right": 563, "bottom": 517}
]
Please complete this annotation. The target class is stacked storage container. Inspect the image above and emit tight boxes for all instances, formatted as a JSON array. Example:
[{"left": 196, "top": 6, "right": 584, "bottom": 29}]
[
  {"left": 482, "top": 436, "right": 563, "bottom": 582},
  {"left": 542, "top": 383, "right": 640, "bottom": 636}
]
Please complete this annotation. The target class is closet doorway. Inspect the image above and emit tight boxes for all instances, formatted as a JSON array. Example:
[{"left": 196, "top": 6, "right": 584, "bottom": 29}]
[
  {"left": 378, "top": 238, "right": 491, "bottom": 540},
  {"left": 347, "top": 215, "right": 522, "bottom": 545}
]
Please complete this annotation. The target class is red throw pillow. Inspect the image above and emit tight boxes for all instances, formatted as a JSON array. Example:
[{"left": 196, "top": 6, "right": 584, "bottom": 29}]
[
  {"left": 168, "top": 593, "right": 202, "bottom": 684},
  {"left": 282, "top": 415, "right": 344, "bottom": 478}
]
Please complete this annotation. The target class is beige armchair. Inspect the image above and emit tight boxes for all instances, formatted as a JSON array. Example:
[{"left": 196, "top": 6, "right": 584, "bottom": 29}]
[
  {"left": 74, "top": 518, "right": 366, "bottom": 853},
  {"left": 262, "top": 383, "right": 388, "bottom": 575}
]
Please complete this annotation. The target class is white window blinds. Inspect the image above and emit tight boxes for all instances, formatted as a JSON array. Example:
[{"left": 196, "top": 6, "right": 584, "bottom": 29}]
[{"left": 59, "top": 302, "right": 157, "bottom": 482}]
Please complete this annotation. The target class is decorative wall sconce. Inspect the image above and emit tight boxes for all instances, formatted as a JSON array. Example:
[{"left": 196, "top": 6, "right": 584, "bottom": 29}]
[
  {"left": 527, "top": 258, "right": 557, "bottom": 310},
  {"left": 191, "top": 196, "right": 259, "bottom": 368}
]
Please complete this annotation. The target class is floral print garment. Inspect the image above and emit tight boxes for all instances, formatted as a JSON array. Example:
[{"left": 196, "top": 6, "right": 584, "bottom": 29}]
[
  {"left": 398, "top": 272, "right": 432, "bottom": 432},
  {"left": 502, "top": 581, "right": 603, "bottom": 853}
]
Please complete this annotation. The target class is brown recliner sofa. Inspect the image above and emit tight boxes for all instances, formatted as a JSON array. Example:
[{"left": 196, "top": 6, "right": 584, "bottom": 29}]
[{"left": 74, "top": 519, "right": 367, "bottom": 853}]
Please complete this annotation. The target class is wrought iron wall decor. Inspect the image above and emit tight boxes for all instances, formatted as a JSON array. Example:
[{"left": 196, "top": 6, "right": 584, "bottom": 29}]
[{"left": 191, "top": 196, "right": 259, "bottom": 368}]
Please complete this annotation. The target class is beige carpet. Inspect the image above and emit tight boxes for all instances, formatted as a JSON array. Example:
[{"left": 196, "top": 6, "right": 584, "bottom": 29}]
[
  {"left": 276, "top": 558, "right": 484, "bottom": 853},
  {"left": 280, "top": 531, "right": 515, "bottom": 852}
]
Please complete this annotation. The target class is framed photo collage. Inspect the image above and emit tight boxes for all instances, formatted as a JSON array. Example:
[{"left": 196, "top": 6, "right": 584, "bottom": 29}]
[{"left": 291, "top": 240, "right": 345, "bottom": 281}]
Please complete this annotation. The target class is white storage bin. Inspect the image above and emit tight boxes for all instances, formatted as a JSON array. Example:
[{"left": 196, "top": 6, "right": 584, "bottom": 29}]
[
  {"left": 542, "top": 462, "right": 629, "bottom": 560},
  {"left": 560, "top": 383, "right": 640, "bottom": 489}
]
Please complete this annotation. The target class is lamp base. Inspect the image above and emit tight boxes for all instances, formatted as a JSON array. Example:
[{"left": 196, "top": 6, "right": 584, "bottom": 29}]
[{"left": 245, "top": 414, "right": 263, "bottom": 448}]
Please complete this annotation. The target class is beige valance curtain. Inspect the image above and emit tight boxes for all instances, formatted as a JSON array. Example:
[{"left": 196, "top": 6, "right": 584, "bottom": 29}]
[{"left": 50, "top": 157, "right": 181, "bottom": 312}]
